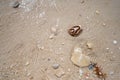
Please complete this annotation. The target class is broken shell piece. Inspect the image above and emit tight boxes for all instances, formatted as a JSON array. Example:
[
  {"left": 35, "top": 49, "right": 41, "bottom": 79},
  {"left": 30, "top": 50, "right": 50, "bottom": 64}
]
[
  {"left": 51, "top": 27, "right": 58, "bottom": 35},
  {"left": 55, "top": 68, "right": 65, "bottom": 78},
  {"left": 12, "top": 1, "right": 20, "bottom": 8},
  {"left": 49, "top": 27, "right": 58, "bottom": 39},
  {"left": 102, "top": 23, "right": 106, "bottom": 26},
  {"left": 86, "top": 42, "right": 93, "bottom": 49},
  {"left": 71, "top": 47, "right": 91, "bottom": 67},
  {"left": 49, "top": 34, "right": 55, "bottom": 39},
  {"left": 95, "top": 10, "right": 100, "bottom": 15},
  {"left": 25, "top": 61, "right": 30, "bottom": 66}
]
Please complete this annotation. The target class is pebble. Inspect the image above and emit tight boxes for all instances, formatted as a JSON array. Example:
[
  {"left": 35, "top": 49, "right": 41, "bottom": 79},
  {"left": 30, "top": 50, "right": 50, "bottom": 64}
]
[
  {"left": 113, "top": 40, "right": 117, "bottom": 44},
  {"left": 29, "top": 76, "right": 34, "bottom": 80},
  {"left": 12, "top": 1, "right": 20, "bottom": 8},
  {"left": 51, "top": 27, "right": 57, "bottom": 35},
  {"left": 40, "top": 46, "right": 45, "bottom": 50},
  {"left": 86, "top": 42, "right": 93, "bottom": 49},
  {"left": 79, "top": 69, "right": 83, "bottom": 76},
  {"left": 26, "top": 72, "right": 31, "bottom": 77},
  {"left": 81, "top": 0, "right": 85, "bottom": 4},
  {"left": 52, "top": 63, "right": 60, "bottom": 69},
  {"left": 68, "top": 68, "right": 71, "bottom": 72},
  {"left": 37, "top": 44, "right": 44, "bottom": 50},
  {"left": 60, "top": 57, "right": 64, "bottom": 61},
  {"left": 49, "top": 27, "right": 58, "bottom": 39},
  {"left": 88, "top": 63, "right": 96, "bottom": 70},
  {"left": 71, "top": 46, "right": 91, "bottom": 67},
  {"left": 10, "top": 64, "right": 16, "bottom": 69},
  {"left": 25, "top": 61, "right": 30, "bottom": 66},
  {"left": 55, "top": 68, "right": 65, "bottom": 78},
  {"left": 61, "top": 42, "right": 65, "bottom": 45},
  {"left": 95, "top": 10, "right": 100, "bottom": 15},
  {"left": 106, "top": 47, "right": 109, "bottom": 50},
  {"left": 102, "top": 23, "right": 106, "bottom": 26},
  {"left": 49, "top": 34, "right": 54, "bottom": 39},
  {"left": 109, "top": 71, "right": 114, "bottom": 75}
]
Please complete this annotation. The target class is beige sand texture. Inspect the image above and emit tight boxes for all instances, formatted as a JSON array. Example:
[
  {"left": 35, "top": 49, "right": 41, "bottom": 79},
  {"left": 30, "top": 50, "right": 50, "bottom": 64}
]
[{"left": 0, "top": 0, "right": 120, "bottom": 80}]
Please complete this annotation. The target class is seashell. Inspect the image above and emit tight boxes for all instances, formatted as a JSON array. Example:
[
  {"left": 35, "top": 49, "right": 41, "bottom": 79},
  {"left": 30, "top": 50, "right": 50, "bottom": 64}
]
[
  {"left": 68, "top": 25, "right": 82, "bottom": 37},
  {"left": 71, "top": 47, "right": 91, "bottom": 67}
]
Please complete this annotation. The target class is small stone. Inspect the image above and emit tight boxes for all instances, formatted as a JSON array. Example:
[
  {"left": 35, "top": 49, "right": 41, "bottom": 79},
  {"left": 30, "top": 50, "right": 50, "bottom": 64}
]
[
  {"left": 37, "top": 45, "right": 44, "bottom": 50},
  {"left": 25, "top": 61, "right": 30, "bottom": 66},
  {"left": 102, "top": 23, "right": 106, "bottom": 26},
  {"left": 27, "top": 72, "right": 31, "bottom": 77},
  {"left": 48, "top": 58, "right": 51, "bottom": 61},
  {"left": 37, "top": 44, "right": 44, "bottom": 50},
  {"left": 30, "top": 76, "right": 34, "bottom": 80},
  {"left": 71, "top": 46, "right": 91, "bottom": 67},
  {"left": 12, "top": 1, "right": 20, "bottom": 8},
  {"left": 52, "top": 64, "right": 60, "bottom": 69},
  {"left": 86, "top": 42, "right": 93, "bottom": 49},
  {"left": 106, "top": 48, "right": 109, "bottom": 50},
  {"left": 95, "top": 10, "right": 100, "bottom": 15},
  {"left": 40, "top": 46, "right": 44, "bottom": 50},
  {"left": 49, "top": 34, "right": 54, "bottom": 39},
  {"left": 55, "top": 68, "right": 65, "bottom": 78},
  {"left": 61, "top": 43, "right": 65, "bottom": 45},
  {"left": 10, "top": 64, "right": 16, "bottom": 69},
  {"left": 81, "top": 0, "right": 85, "bottom": 4},
  {"left": 113, "top": 40, "right": 117, "bottom": 44},
  {"left": 51, "top": 27, "right": 57, "bottom": 33},
  {"left": 67, "top": 68, "right": 71, "bottom": 72},
  {"left": 109, "top": 71, "right": 114, "bottom": 75},
  {"left": 79, "top": 69, "right": 83, "bottom": 76},
  {"left": 51, "top": 27, "right": 58, "bottom": 36},
  {"left": 60, "top": 57, "right": 64, "bottom": 61},
  {"left": 88, "top": 63, "right": 96, "bottom": 70}
]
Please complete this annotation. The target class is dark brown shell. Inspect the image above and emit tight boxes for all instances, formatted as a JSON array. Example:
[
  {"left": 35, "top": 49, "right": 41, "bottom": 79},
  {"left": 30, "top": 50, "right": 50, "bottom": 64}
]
[{"left": 68, "top": 25, "right": 82, "bottom": 37}]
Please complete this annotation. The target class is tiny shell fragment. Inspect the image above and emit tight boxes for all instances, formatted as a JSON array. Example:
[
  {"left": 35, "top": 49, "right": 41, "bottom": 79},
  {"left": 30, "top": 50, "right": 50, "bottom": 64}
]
[
  {"left": 95, "top": 10, "right": 100, "bottom": 15},
  {"left": 55, "top": 68, "right": 65, "bottom": 78},
  {"left": 86, "top": 42, "right": 93, "bottom": 49}
]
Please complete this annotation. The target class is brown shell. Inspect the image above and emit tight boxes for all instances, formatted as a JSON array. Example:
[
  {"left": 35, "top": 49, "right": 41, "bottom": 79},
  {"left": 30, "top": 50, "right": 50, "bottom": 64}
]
[{"left": 68, "top": 25, "right": 82, "bottom": 37}]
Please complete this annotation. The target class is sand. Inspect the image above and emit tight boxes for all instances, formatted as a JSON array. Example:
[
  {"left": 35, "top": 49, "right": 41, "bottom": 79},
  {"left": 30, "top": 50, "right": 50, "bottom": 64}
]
[{"left": 0, "top": 0, "right": 120, "bottom": 80}]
